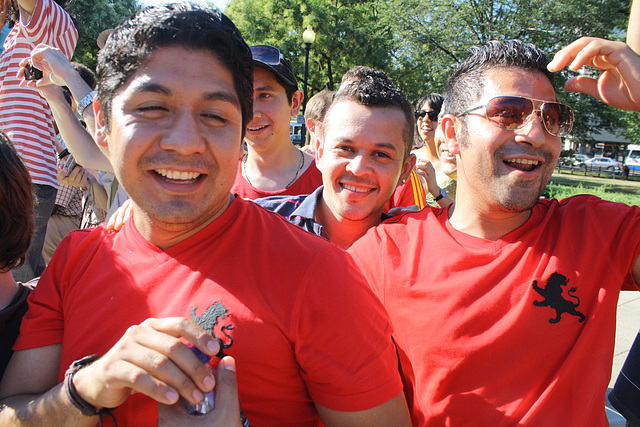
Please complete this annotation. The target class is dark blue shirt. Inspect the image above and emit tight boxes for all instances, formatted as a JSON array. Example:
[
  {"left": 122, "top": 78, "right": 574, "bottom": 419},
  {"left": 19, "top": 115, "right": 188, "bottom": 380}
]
[
  {"left": 253, "top": 186, "right": 327, "bottom": 239},
  {"left": 253, "top": 185, "right": 391, "bottom": 241}
]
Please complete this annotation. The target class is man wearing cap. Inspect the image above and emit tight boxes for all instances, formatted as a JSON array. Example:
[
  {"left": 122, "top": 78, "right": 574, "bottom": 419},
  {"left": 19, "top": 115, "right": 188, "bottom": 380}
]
[
  {"left": 231, "top": 44, "right": 322, "bottom": 199},
  {"left": 347, "top": 39, "right": 640, "bottom": 426}
]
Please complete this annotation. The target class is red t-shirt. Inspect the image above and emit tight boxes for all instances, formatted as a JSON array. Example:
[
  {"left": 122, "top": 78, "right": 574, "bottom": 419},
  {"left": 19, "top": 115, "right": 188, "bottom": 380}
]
[
  {"left": 0, "top": 0, "right": 77, "bottom": 187},
  {"left": 16, "top": 197, "right": 402, "bottom": 426},
  {"left": 384, "top": 169, "right": 426, "bottom": 212},
  {"left": 231, "top": 160, "right": 323, "bottom": 200},
  {"left": 349, "top": 195, "right": 640, "bottom": 426}
]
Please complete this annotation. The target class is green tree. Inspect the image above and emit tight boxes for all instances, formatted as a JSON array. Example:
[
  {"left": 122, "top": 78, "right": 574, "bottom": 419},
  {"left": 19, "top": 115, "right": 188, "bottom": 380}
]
[
  {"left": 67, "top": 0, "right": 141, "bottom": 71},
  {"left": 379, "top": 0, "right": 630, "bottom": 142},
  {"left": 226, "top": 0, "right": 393, "bottom": 94}
]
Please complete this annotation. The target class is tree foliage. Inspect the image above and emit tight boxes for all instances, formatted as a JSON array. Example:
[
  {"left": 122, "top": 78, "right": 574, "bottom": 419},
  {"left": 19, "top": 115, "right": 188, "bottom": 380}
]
[
  {"left": 226, "top": 0, "right": 393, "bottom": 93},
  {"left": 226, "top": 0, "right": 633, "bottom": 144},
  {"left": 66, "top": 0, "right": 140, "bottom": 71}
]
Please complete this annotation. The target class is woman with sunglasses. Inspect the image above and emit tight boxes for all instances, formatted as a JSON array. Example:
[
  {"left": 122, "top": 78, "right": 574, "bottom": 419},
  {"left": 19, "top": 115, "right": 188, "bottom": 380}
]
[{"left": 413, "top": 93, "right": 455, "bottom": 207}]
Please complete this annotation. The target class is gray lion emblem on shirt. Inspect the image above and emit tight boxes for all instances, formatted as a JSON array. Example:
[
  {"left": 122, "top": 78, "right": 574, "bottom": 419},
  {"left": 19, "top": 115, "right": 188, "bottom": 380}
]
[{"left": 191, "top": 302, "right": 234, "bottom": 358}]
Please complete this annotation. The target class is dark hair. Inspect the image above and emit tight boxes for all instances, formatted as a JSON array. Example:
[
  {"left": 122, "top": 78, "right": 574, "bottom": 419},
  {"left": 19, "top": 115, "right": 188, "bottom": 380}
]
[
  {"left": 71, "top": 62, "right": 97, "bottom": 90},
  {"left": 96, "top": 3, "right": 253, "bottom": 136},
  {"left": 0, "top": 132, "right": 34, "bottom": 272},
  {"left": 416, "top": 93, "right": 444, "bottom": 115},
  {"left": 304, "top": 89, "right": 334, "bottom": 123},
  {"left": 444, "top": 40, "right": 553, "bottom": 116},
  {"left": 325, "top": 78, "right": 415, "bottom": 159},
  {"left": 340, "top": 65, "right": 391, "bottom": 87}
]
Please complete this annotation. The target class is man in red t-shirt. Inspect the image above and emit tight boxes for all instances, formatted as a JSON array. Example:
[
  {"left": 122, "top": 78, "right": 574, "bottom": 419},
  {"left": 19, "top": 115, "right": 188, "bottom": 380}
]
[
  {"left": 349, "top": 39, "right": 640, "bottom": 426},
  {"left": 0, "top": 5, "right": 410, "bottom": 426}
]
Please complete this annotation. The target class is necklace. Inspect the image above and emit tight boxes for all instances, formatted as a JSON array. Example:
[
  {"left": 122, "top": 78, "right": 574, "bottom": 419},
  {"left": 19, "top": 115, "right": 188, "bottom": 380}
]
[{"left": 242, "top": 149, "right": 305, "bottom": 189}]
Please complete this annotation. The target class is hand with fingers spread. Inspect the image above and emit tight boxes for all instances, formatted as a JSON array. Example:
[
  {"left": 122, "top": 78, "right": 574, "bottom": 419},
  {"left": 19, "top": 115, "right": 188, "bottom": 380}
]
[
  {"left": 157, "top": 356, "right": 244, "bottom": 427},
  {"left": 548, "top": 37, "right": 640, "bottom": 112},
  {"left": 72, "top": 318, "right": 219, "bottom": 412}
]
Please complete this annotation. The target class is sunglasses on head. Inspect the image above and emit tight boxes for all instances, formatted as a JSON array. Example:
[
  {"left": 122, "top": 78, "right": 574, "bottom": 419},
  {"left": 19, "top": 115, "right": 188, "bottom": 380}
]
[
  {"left": 415, "top": 109, "right": 438, "bottom": 121},
  {"left": 457, "top": 95, "right": 573, "bottom": 137},
  {"left": 250, "top": 44, "right": 284, "bottom": 65}
]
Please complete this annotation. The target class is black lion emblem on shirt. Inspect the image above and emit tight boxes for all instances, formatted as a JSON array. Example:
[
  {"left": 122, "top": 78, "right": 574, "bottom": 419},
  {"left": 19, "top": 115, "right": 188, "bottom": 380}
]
[
  {"left": 532, "top": 272, "right": 585, "bottom": 324},
  {"left": 191, "top": 302, "right": 234, "bottom": 358}
]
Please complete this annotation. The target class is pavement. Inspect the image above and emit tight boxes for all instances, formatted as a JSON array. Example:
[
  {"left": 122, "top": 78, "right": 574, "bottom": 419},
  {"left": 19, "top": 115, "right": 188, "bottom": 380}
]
[{"left": 606, "top": 290, "right": 640, "bottom": 426}]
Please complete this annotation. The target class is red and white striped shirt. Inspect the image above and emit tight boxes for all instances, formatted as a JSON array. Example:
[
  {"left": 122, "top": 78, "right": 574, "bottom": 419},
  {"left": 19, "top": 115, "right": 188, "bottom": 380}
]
[{"left": 0, "top": 0, "right": 77, "bottom": 188}]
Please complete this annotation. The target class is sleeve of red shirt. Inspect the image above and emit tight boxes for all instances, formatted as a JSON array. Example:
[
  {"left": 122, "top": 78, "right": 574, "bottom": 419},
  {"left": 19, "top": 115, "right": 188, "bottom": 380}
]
[
  {"left": 291, "top": 244, "right": 402, "bottom": 412},
  {"left": 384, "top": 169, "right": 425, "bottom": 212}
]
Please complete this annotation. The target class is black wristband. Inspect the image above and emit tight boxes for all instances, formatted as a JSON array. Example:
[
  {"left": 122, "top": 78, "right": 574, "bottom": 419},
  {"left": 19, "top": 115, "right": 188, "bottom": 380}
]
[{"left": 64, "top": 355, "right": 118, "bottom": 419}]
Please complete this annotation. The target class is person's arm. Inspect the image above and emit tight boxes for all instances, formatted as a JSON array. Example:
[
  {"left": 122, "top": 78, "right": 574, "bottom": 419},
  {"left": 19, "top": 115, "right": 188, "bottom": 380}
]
[
  {"left": 628, "top": 0, "right": 640, "bottom": 54},
  {"left": 0, "top": 318, "right": 219, "bottom": 425},
  {"left": 316, "top": 393, "right": 410, "bottom": 427},
  {"left": 547, "top": 37, "right": 640, "bottom": 112},
  {"left": 0, "top": 0, "right": 10, "bottom": 29},
  {"left": 18, "top": 44, "right": 112, "bottom": 172}
]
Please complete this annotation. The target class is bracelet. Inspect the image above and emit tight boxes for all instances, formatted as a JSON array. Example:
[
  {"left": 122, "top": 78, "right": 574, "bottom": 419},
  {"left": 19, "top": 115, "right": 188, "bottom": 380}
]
[
  {"left": 434, "top": 189, "right": 447, "bottom": 202},
  {"left": 76, "top": 90, "right": 96, "bottom": 116},
  {"left": 64, "top": 354, "right": 118, "bottom": 424}
]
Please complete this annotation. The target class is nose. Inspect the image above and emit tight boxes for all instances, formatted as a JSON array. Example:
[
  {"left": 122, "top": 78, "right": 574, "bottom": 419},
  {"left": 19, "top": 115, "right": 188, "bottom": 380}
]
[
  {"left": 160, "top": 110, "right": 206, "bottom": 155},
  {"left": 345, "top": 154, "right": 371, "bottom": 176},
  {"left": 515, "top": 110, "right": 549, "bottom": 147}
]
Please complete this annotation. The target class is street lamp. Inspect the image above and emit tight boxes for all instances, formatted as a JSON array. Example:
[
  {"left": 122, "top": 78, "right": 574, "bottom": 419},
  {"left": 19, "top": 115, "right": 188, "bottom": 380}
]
[{"left": 301, "top": 25, "right": 315, "bottom": 145}]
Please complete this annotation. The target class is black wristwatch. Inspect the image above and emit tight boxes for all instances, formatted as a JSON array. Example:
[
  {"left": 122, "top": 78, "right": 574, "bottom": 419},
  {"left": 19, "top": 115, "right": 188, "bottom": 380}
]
[{"left": 434, "top": 189, "right": 447, "bottom": 202}]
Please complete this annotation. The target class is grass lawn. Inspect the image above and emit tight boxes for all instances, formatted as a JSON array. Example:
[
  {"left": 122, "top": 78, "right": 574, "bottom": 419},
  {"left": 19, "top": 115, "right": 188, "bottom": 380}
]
[{"left": 546, "top": 171, "right": 640, "bottom": 206}]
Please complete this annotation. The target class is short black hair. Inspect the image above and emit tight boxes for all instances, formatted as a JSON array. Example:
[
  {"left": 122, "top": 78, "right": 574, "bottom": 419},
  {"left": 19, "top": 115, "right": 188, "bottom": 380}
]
[
  {"left": 445, "top": 40, "right": 553, "bottom": 116},
  {"left": 416, "top": 93, "right": 444, "bottom": 115},
  {"left": 96, "top": 3, "right": 253, "bottom": 137},
  {"left": 340, "top": 66, "right": 391, "bottom": 87},
  {"left": 0, "top": 132, "right": 34, "bottom": 271},
  {"left": 325, "top": 78, "right": 415, "bottom": 159},
  {"left": 71, "top": 62, "right": 97, "bottom": 90}
]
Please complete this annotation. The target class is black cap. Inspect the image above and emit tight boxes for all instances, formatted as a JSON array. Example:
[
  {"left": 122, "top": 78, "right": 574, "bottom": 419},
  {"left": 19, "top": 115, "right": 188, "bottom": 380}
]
[{"left": 251, "top": 45, "right": 298, "bottom": 89}]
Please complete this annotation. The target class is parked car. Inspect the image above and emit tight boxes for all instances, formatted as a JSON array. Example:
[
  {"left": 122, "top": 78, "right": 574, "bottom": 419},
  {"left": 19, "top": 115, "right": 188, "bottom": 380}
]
[
  {"left": 558, "top": 154, "right": 590, "bottom": 167},
  {"left": 583, "top": 157, "right": 622, "bottom": 172}
]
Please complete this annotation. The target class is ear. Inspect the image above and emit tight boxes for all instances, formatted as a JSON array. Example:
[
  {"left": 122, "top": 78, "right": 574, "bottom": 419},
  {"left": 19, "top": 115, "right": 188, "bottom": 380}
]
[
  {"left": 93, "top": 99, "right": 109, "bottom": 150},
  {"left": 398, "top": 153, "right": 417, "bottom": 187},
  {"left": 290, "top": 90, "right": 304, "bottom": 116},
  {"left": 306, "top": 117, "right": 315, "bottom": 133},
  {"left": 441, "top": 114, "right": 461, "bottom": 155},
  {"left": 314, "top": 134, "right": 325, "bottom": 167}
]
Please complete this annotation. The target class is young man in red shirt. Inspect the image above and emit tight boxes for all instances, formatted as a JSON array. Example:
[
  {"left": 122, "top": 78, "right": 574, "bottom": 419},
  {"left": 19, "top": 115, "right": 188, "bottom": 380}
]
[
  {"left": 0, "top": 4, "right": 410, "bottom": 426},
  {"left": 349, "top": 39, "right": 640, "bottom": 426}
]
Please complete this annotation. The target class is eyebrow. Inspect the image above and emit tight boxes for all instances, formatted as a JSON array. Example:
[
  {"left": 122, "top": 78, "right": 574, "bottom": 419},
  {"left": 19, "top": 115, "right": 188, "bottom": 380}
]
[
  {"left": 334, "top": 138, "right": 400, "bottom": 152},
  {"left": 130, "top": 82, "right": 240, "bottom": 107}
]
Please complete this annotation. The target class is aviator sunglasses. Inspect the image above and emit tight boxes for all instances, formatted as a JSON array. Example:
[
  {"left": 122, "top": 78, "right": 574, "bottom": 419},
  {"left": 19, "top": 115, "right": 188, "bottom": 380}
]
[
  {"left": 457, "top": 95, "right": 574, "bottom": 137},
  {"left": 250, "top": 44, "right": 284, "bottom": 65},
  {"left": 415, "top": 109, "right": 439, "bottom": 121}
]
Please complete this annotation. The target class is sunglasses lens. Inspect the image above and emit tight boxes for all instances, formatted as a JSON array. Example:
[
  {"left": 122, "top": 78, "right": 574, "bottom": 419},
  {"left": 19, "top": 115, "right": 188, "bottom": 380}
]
[
  {"left": 427, "top": 111, "right": 438, "bottom": 121},
  {"left": 250, "top": 45, "right": 281, "bottom": 65},
  {"left": 541, "top": 102, "right": 573, "bottom": 136},
  {"left": 485, "top": 97, "right": 533, "bottom": 130},
  {"left": 415, "top": 110, "right": 427, "bottom": 119}
]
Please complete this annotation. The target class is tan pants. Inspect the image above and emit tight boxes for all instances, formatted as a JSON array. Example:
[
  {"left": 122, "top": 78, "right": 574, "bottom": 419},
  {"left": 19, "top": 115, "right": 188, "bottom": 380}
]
[{"left": 42, "top": 214, "right": 80, "bottom": 265}]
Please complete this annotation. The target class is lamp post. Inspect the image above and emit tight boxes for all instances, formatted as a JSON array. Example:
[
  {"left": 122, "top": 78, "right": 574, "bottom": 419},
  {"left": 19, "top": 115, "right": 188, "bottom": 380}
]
[{"left": 301, "top": 25, "right": 315, "bottom": 145}]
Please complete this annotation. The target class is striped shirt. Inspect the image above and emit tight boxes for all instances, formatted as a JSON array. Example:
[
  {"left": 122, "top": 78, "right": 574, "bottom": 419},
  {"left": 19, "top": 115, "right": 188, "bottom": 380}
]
[{"left": 0, "top": 0, "right": 77, "bottom": 188}]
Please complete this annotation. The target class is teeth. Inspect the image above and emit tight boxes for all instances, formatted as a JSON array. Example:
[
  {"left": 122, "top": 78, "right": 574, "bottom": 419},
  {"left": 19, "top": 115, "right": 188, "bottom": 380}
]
[
  {"left": 156, "top": 169, "right": 200, "bottom": 181},
  {"left": 505, "top": 159, "right": 539, "bottom": 166},
  {"left": 343, "top": 184, "right": 370, "bottom": 193}
]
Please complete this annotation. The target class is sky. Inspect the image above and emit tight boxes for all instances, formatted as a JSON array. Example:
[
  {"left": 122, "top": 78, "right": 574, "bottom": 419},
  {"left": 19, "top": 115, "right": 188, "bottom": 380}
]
[{"left": 140, "top": 0, "right": 230, "bottom": 12}]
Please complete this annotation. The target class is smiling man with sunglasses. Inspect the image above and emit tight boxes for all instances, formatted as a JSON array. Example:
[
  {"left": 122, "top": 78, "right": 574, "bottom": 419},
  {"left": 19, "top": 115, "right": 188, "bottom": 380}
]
[{"left": 348, "top": 39, "right": 640, "bottom": 425}]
